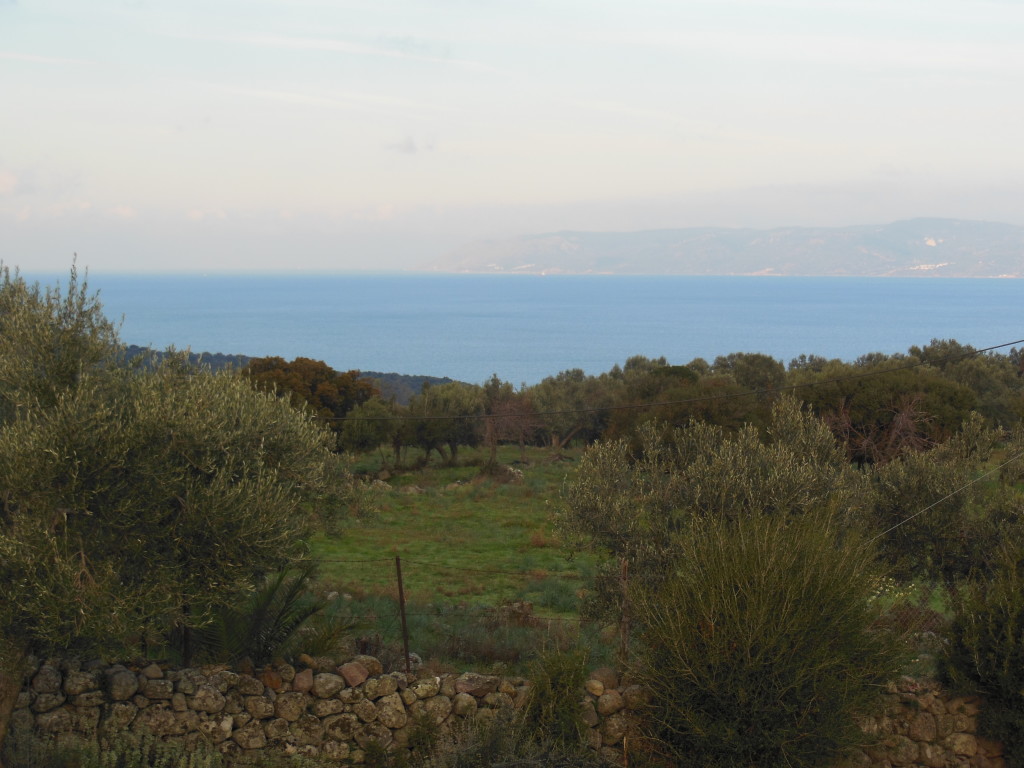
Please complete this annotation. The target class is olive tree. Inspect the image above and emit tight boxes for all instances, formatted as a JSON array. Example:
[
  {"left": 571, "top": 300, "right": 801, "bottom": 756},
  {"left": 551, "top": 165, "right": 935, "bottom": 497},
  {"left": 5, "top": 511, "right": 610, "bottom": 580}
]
[
  {"left": 559, "top": 399, "right": 902, "bottom": 766},
  {"left": 0, "top": 267, "right": 350, "bottom": 761}
]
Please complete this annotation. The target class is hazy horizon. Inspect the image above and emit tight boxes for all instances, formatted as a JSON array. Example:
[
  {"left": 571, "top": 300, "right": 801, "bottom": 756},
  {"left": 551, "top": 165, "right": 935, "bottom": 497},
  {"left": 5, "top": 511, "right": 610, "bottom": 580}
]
[{"left": 4, "top": 1, "right": 1024, "bottom": 273}]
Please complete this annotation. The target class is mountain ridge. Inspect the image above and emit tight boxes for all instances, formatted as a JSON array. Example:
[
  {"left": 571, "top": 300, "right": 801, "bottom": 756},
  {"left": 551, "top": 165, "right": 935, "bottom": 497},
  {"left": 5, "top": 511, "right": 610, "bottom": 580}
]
[{"left": 423, "top": 218, "right": 1024, "bottom": 277}]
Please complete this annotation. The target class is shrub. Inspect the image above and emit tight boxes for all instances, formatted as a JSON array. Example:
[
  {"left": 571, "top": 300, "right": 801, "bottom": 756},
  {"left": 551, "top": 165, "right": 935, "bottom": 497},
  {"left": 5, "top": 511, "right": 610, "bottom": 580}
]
[
  {"left": 628, "top": 510, "right": 906, "bottom": 768},
  {"left": 944, "top": 541, "right": 1024, "bottom": 766}
]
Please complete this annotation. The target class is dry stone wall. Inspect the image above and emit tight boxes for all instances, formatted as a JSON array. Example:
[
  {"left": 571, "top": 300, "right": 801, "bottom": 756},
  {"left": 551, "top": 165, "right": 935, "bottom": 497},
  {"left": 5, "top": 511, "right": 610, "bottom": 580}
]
[
  {"left": 12, "top": 658, "right": 1007, "bottom": 767},
  {"left": 840, "top": 676, "right": 1006, "bottom": 768},
  {"left": 12, "top": 656, "right": 640, "bottom": 765}
]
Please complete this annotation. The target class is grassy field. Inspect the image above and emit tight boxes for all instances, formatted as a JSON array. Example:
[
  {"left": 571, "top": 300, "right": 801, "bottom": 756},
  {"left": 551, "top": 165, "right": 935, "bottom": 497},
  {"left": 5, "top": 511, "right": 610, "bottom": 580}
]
[
  {"left": 312, "top": 445, "right": 594, "bottom": 609},
  {"left": 309, "top": 445, "right": 612, "bottom": 673}
]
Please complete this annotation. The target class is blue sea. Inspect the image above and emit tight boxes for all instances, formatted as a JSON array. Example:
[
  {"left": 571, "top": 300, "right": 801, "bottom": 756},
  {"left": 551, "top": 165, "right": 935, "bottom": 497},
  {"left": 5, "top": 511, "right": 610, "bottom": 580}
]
[{"left": 24, "top": 273, "right": 1024, "bottom": 385}]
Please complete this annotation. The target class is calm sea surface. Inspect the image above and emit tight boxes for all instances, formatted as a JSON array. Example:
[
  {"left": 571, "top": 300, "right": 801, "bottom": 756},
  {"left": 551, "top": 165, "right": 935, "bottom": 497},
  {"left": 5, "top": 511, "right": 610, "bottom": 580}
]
[{"left": 25, "top": 273, "right": 1024, "bottom": 385}]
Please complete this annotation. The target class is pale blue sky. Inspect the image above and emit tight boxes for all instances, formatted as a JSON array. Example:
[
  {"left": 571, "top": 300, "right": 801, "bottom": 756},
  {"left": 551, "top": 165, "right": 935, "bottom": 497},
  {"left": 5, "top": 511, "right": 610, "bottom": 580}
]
[{"left": 3, "top": 0, "right": 1024, "bottom": 272}]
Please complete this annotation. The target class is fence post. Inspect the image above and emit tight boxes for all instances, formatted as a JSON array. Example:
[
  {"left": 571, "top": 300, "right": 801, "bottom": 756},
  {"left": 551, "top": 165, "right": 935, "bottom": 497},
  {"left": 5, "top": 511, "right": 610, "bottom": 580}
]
[
  {"left": 618, "top": 557, "right": 630, "bottom": 668},
  {"left": 395, "top": 556, "right": 412, "bottom": 676}
]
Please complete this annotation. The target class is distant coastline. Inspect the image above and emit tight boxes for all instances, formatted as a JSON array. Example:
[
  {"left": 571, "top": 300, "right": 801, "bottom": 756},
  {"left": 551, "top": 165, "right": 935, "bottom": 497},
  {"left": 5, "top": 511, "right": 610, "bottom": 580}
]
[{"left": 426, "top": 218, "right": 1024, "bottom": 278}]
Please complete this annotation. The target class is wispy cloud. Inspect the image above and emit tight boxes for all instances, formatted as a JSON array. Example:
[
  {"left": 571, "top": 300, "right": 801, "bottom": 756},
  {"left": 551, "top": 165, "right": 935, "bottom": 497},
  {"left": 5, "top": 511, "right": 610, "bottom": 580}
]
[
  {"left": 175, "top": 32, "right": 497, "bottom": 73},
  {"left": 386, "top": 136, "right": 435, "bottom": 154},
  {"left": 195, "top": 82, "right": 461, "bottom": 117},
  {"left": 0, "top": 51, "right": 94, "bottom": 65}
]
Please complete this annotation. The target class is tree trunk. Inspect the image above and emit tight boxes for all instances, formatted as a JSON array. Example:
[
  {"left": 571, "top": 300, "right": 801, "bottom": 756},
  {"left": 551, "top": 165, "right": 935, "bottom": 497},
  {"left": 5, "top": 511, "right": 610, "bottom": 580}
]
[{"left": 0, "top": 638, "right": 29, "bottom": 768}]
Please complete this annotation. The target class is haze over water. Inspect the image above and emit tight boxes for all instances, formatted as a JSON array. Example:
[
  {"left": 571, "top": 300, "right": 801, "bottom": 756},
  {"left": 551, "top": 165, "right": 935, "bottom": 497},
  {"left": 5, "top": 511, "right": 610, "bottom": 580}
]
[{"left": 34, "top": 273, "right": 1023, "bottom": 386}]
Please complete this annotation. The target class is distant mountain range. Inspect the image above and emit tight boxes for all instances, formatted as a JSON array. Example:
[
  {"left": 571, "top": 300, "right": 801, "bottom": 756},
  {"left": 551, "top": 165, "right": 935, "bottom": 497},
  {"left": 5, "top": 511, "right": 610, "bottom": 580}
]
[{"left": 424, "top": 218, "right": 1024, "bottom": 277}]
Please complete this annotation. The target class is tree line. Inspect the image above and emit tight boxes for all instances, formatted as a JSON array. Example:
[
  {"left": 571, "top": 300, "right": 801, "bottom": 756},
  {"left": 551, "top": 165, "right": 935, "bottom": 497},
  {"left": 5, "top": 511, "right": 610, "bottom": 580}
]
[{"left": 238, "top": 342, "right": 1022, "bottom": 469}]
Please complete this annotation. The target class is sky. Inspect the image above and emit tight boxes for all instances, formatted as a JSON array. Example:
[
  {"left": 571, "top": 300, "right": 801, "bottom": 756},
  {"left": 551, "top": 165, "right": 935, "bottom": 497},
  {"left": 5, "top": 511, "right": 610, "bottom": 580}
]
[{"left": 3, "top": 0, "right": 1024, "bottom": 273}]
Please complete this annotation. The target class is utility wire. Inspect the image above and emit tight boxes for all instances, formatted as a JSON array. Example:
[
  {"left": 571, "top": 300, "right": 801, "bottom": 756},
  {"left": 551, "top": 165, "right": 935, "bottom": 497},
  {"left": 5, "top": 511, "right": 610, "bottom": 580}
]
[
  {"left": 867, "top": 448, "right": 1024, "bottom": 545},
  {"left": 333, "top": 337, "right": 1024, "bottom": 422}
]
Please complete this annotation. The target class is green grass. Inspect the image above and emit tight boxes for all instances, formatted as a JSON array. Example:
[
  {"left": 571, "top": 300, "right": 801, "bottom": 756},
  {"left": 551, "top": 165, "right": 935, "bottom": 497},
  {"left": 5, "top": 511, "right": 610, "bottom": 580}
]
[
  {"left": 313, "top": 445, "right": 594, "bottom": 610},
  {"left": 307, "top": 444, "right": 614, "bottom": 673}
]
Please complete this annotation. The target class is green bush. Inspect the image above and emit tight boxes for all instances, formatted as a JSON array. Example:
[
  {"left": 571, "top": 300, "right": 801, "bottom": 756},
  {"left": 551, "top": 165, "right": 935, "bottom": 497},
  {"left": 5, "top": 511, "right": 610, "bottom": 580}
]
[
  {"left": 628, "top": 510, "right": 906, "bottom": 768},
  {"left": 944, "top": 542, "right": 1024, "bottom": 766}
]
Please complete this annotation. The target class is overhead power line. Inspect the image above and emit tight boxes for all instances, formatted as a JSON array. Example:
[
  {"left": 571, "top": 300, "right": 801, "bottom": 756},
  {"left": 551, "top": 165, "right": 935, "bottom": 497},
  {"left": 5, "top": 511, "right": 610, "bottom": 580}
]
[{"left": 867, "top": 448, "right": 1024, "bottom": 544}]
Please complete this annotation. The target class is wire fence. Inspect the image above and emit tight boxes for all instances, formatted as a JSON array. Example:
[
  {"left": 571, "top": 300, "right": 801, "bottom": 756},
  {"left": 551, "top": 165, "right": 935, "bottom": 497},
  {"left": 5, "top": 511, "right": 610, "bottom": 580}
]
[{"left": 313, "top": 539, "right": 955, "bottom": 675}]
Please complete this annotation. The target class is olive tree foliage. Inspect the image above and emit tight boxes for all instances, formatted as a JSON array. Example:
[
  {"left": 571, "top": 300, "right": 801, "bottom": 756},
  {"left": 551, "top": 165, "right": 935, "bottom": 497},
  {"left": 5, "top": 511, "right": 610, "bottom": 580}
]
[
  {"left": 406, "top": 381, "right": 484, "bottom": 465},
  {"left": 560, "top": 398, "right": 902, "bottom": 767},
  {"left": 0, "top": 267, "right": 350, "bottom": 761},
  {"left": 868, "top": 413, "right": 1021, "bottom": 589},
  {"left": 559, "top": 398, "right": 870, "bottom": 619}
]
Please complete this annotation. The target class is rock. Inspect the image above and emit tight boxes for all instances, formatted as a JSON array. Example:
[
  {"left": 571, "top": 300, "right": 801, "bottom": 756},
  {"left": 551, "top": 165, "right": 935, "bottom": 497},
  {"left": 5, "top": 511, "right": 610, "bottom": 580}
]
[
  {"left": 142, "top": 679, "right": 174, "bottom": 700},
  {"left": 601, "top": 712, "right": 629, "bottom": 746},
  {"left": 31, "top": 692, "right": 66, "bottom": 713},
  {"left": 277, "top": 664, "right": 296, "bottom": 682},
  {"left": 584, "top": 679, "right": 605, "bottom": 697},
  {"left": 422, "top": 694, "right": 452, "bottom": 724},
  {"left": 293, "top": 668, "right": 314, "bottom": 693},
  {"left": 597, "top": 690, "right": 625, "bottom": 716},
  {"left": 312, "top": 698, "right": 345, "bottom": 717},
  {"left": 580, "top": 700, "right": 600, "bottom": 728},
  {"left": 590, "top": 667, "right": 619, "bottom": 690},
  {"left": 73, "top": 690, "right": 106, "bottom": 708},
  {"left": 376, "top": 693, "right": 407, "bottom": 729},
  {"left": 621, "top": 685, "right": 647, "bottom": 710},
  {"left": 223, "top": 690, "right": 243, "bottom": 714},
  {"left": 352, "top": 655, "right": 383, "bottom": 676},
  {"left": 483, "top": 692, "right": 513, "bottom": 709},
  {"left": 103, "top": 702, "right": 138, "bottom": 730},
  {"left": 918, "top": 742, "right": 947, "bottom": 768},
  {"left": 175, "top": 669, "right": 205, "bottom": 695},
  {"left": 237, "top": 674, "right": 265, "bottom": 696},
  {"left": 340, "top": 662, "right": 369, "bottom": 688},
  {"left": 134, "top": 705, "right": 185, "bottom": 736},
  {"left": 31, "top": 665, "right": 62, "bottom": 694},
  {"left": 274, "top": 691, "right": 309, "bottom": 722},
  {"left": 908, "top": 711, "right": 938, "bottom": 742},
  {"left": 455, "top": 672, "right": 498, "bottom": 698},
  {"left": 171, "top": 692, "right": 188, "bottom": 712},
  {"left": 64, "top": 670, "right": 98, "bottom": 696},
  {"left": 353, "top": 698, "right": 378, "bottom": 723},
  {"left": 947, "top": 733, "right": 979, "bottom": 757},
  {"left": 263, "top": 717, "right": 290, "bottom": 741},
  {"left": 409, "top": 677, "right": 440, "bottom": 699},
  {"left": 106, "top": 667, "right": 139, "bottom": 701},
  {"left": 260, "top": 669, "right": 283, "bottom": 691},
  {"left": 323, "top": 713, "right": 360, "bottom": 741},
  {"left": 233, "top": 720, "right": 267, "bottom": 749},
  {"left": 440, "top": 675, "right": 457, "bottom": 698},
  {"left": 884, "top": 734, "right": 919, "bottom": 765},
  {"left": 363, "top": 675, "right": 398, "bottom": 700},
  {"left": 210, "top": 670, "right": 239, "bottom": 692},
  {"left": 353, "top": 721, "right": 393, "bottom": 750},
  {"left": 313, "top": 673, "right": 346, "bottom": 699},
  {"left": 290, "top": 713, "right": 326, "bottom": 746},
  {"left": 142, "top": 663, "right": 164, "bottom": 679},
  {"left": 189, "top": 684, "right": 227, "bottom": 714},
  {"left": 452, "top": 692, "right": 478, "bottom": 717}
]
